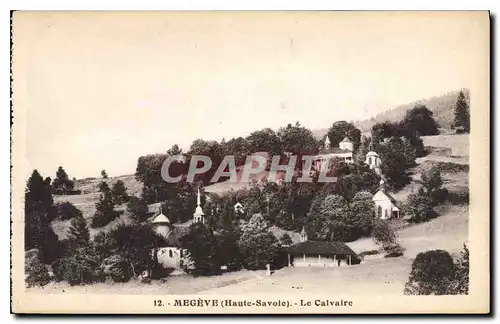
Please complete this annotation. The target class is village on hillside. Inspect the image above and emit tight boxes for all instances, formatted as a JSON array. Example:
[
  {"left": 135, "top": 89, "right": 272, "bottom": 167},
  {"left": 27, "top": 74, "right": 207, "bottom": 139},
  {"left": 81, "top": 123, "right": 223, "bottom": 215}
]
[{"left": 24, "top": 90, "right": 470, "bottom": 296}]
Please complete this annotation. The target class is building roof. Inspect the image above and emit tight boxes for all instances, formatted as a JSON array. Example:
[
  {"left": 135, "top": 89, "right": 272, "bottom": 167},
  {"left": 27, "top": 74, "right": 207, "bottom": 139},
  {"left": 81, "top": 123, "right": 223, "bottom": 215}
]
[
  {"left": 286, "top": 241, "right": 358, "bottom": 256},
  {"left": 375, "top": 189, "right": 398, "bottom": 205},
  {"left": 366, "top": 151, "right": 379, "bottom": 157},
  {"left": 155, "top": 227, "right": 190, "bottom": 248},
  {"left": 341, "top": 137, "right": 352, "bottom": 143},
  {"left": 152, "top": 213, "right": 170, "bottom": 224}
]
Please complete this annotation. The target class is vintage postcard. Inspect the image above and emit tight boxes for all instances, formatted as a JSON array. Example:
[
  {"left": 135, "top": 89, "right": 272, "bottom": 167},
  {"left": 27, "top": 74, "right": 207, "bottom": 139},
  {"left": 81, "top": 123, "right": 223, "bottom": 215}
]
[{"left": 11, "top": 11, "right": 490, "bottom": 314}]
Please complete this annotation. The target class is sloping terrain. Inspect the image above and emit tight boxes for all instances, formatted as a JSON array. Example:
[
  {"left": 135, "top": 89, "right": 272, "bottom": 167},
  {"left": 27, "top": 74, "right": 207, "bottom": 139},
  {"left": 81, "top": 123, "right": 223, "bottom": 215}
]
[
  {"left": 347, "top": 204, "right": 468, "bottom": 258},
  {"left": 353, "top": 89, "right": 469, "bottom": 132}
]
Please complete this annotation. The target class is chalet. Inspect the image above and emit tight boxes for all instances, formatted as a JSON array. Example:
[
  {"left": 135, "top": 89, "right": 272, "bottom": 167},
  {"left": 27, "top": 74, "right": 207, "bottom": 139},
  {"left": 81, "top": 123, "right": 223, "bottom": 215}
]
[
  {"left": 373, "top": 179, "right": 400, "bottom": 219},
  {"left": 285, "top": 227, "right": 361, "bottom": 267}
]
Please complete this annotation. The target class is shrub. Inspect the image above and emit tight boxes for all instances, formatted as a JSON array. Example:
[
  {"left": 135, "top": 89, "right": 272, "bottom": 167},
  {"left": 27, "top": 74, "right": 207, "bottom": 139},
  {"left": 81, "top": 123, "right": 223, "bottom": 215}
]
[
  {"left": 384, "top": 244, "right": 404, "bottom": 258},
  {"left": 404, "top": 250, "right": 456, "bottom": 295},
  {"left": 51, "top": 247, "right": 104, "bottom": 285},
  {"left": 26, "top": 263, "right": 51, "bottom": 288},
  {"left": 372, "top": 220, "right": 397, "bottom": 248},
  {"left": 280, "top": 233, "right": 293, "bottom": 246},
  {"left": 447, "top": 191, "right": 469, "bottom": 205},
  {"left": 404, "top": 192, "right": 436, "bottom": 223},
  {"left": 101, "top": 255, "right": 133, "bottom": 283},
  {"left": 25, "top": 249, "right": 50, "bottom": 288},
  {"left": 358, "top": 250, "right": 379, "bottom": 257}
]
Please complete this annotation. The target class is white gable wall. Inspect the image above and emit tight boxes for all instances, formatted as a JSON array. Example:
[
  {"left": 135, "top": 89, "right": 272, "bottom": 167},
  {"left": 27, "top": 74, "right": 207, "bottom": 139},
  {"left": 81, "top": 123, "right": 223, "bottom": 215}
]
[
  {"left": 373, "top": 190, "right": 395, "bottom": 220},
  {"left": 156, "top": 247, "right": 183, "bottom": 269}
]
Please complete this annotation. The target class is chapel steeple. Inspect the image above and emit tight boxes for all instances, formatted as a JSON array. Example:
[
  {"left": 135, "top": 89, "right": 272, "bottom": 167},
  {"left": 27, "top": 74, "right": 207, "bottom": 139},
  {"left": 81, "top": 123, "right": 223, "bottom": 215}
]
[
  {"left": 193, "top": 186, "right": 205, "bottom": 224},
  {"left": 300, "top": 226, "right": 308, "bottom": 243}
]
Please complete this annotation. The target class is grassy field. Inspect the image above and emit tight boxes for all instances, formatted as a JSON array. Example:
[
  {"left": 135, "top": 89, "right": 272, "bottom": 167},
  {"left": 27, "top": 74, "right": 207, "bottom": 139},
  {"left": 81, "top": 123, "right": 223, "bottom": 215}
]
[{"left": 347, "top": 204, "right": 468, "bottom": 258}]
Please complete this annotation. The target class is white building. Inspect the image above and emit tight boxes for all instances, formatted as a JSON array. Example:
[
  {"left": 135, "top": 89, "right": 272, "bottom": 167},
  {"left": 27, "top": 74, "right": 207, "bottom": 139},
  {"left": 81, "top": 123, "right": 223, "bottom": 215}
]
[
  {"left": 364, "top": 141, "right": 382, "bottom": 175},
  {"left": 372, "top": 179, "right": 400, "bottom": 219},
  {"left": 151, "top": 188, "right": 206, "bottom": 270},
  {"left": 312, "top": 137, "right": 354, "bottom": 171}
]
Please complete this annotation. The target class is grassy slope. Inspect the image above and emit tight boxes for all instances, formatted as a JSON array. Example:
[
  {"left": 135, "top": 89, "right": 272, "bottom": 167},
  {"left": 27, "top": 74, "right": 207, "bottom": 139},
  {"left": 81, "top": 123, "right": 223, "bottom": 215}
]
[
  {"left": 353, "top": 89, "right": 470, "bottom": 132},
  {"left": 52, "top": 175, "right": 140, "bottom": 239}
]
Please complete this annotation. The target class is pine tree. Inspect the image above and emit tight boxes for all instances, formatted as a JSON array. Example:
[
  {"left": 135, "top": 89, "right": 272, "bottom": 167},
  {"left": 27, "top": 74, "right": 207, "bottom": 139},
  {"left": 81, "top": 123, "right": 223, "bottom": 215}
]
[
  {"left": 453, "top": 91, "right": 470, "bottom": 133},
  {"left": 25, "top": 170, "right": 60, "bottom": 263},
  {"left": 68, "top": 213, "right": 90, "bottom": 247},
  {"left": 111, "top": 180, "right": 128, "bottom": 205},
  {"left": 52, "top": 166, "right": 75, "bottom": 194},
  {"left": 91, "top": 188, "right": 119, "bottom": 228}
]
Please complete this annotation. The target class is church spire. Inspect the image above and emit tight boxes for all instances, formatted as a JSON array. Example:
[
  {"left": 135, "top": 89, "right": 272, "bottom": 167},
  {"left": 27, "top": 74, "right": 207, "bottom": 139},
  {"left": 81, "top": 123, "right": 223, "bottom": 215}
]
[{"left": 193, "top": 185, "right": 205, "bottom": 224}]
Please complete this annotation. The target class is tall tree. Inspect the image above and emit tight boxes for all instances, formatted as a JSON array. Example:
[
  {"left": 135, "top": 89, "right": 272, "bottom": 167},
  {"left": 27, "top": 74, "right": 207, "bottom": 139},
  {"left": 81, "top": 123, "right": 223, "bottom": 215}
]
[
  {"left": 326, "top": 121, "right": 362, "bottom": 150},
  {"left": 216, "top": 228, "right": 243, "bottom": 271},
  {"left": 278, "top": 122, "right": 319, "bottom": 158},
  {"left": 453, "top": 91, "right": 470, "bottom": 133},
  {"left": 91, "top": 186, "right": 119, "bottom": 228},
  {"left": 186, "top": 139, "right": 224, "bottom": 185},
  {"left": 25, "top": 170, "right": 60, "bottom": 263},
  {"left": 246, "top": 128, "right": 282, "bottom": 157},
  {"left": 111, "top": 180, "right": 129, "bottom": 205},
  {"left": 180, "top": 223, "right": 221, "bottom": 275},
  {"left": 221, "top": 137, "right": 250, "bottom": 166},
  {"left": 401, "top": 104, "right": 439, "bottom": 136},
  {"left": 378, "top": 137, "right": 414, "bottom": 190},
  {"left": 238, "top": 214, "right": 281, "bottom": 270}
]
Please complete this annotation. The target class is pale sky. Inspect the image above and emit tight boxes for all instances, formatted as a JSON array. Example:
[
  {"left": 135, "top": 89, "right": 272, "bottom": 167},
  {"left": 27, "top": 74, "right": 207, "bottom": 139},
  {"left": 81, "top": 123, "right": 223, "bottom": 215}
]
[{"left": 12, "top": 11, "right": 488, "bottom": 179}]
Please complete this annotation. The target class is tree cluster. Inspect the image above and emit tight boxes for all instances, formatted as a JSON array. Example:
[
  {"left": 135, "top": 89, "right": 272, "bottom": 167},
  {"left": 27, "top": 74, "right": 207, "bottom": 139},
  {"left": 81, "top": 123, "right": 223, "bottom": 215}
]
[
  {"left": 308, "top": 191, "right": 376, "bottom": 242},
  {"left": 404, "top": 166, "right": 445, "bottom": 223}
]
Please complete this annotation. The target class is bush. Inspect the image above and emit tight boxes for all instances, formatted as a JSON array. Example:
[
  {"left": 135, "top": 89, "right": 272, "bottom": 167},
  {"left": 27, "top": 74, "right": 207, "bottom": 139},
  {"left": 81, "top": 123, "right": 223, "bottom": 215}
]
[
  {"left": 101, "top": 255, "right": 133, "bottom": 283},
  {"left": 404, "top": 250, "right": 456, "bottom": 295},
  {"left": 384, "top": 244, "right": 404, "bottom": 258},
  {"left": 280, "top": 233, "right": 293, "bottom": 246},
  {"left": 372, "top": 220, "right": 397, "bottom": 248},
  {"left": 26, "top": 263, "right": 51, "bottom": 288},
  {"left": 55, "top": 201, "right": 83, "bottom": 221},
  {"left": 51, "top": 247, "right": 104, "bottom": 285},
  {"left": 447, "top": 191, "right": 469, "bottom": 205},
  {"left": 25, "top": 249, "right": 50, "bottom": 287},
  {"left": 359, "top": 250, "right": 379, "bottom": 257},
  {"left": 404, "top": 192, "right": 437, "bottom": 223}
]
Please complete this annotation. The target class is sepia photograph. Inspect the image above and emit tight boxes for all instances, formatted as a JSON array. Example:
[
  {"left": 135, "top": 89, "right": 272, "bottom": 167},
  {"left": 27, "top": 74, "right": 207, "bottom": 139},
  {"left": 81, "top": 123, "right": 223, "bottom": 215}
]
[{"left": 10, "top": 11, "right": 490, "bottom": 314}]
